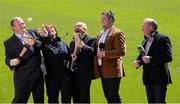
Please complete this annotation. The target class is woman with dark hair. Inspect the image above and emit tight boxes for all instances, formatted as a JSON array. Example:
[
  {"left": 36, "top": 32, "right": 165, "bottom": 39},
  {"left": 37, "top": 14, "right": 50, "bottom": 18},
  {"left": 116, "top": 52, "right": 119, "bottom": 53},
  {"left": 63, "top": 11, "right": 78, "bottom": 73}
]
[{"left": 38, "top": 24, "right": 71, "bottom": 103}]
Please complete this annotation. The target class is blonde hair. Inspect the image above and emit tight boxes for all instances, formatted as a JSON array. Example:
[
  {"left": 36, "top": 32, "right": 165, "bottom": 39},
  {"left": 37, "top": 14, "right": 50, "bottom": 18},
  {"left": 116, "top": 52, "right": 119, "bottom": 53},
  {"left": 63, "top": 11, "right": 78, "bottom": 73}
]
[{"left": 75, "top": 22, "right": 87, "bottom": 32}]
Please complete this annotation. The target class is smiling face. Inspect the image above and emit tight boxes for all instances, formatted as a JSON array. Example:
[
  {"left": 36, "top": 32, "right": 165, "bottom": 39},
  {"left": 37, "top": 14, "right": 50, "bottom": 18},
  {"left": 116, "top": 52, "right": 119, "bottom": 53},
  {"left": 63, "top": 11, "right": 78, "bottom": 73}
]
[
  {"left": 11, "top": 17, "right": 26, "bottom": 34},
  {"left": 46, "top": 25, "right": 57, "bottom": 38}
]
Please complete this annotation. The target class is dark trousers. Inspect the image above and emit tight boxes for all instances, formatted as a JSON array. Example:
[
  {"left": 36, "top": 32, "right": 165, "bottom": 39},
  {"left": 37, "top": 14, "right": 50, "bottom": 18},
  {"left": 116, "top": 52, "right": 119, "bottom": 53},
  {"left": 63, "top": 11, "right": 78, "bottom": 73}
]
[
  {"left": 45, "top": 73, "right": 71, "bottom": 103},
  {"left": 145, "top": 85, "right": 167, "bottom": 103},
  {"left": 101, "top": 78, "right": 121, "bottom": 103},
  {"left": 12, "top": 76, "right": 44, "bottom": 103},
  {"left": 72, "top": 77, "right": 91, "bottom": 103}
]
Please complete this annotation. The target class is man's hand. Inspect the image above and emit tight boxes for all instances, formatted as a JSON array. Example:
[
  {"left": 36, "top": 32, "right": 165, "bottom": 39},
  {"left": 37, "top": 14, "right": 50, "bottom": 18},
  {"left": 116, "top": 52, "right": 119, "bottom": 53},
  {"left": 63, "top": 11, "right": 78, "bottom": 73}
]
[
  {"left": 10, "top": 58, "right": 20, "bottom": 66},
  {"left": 97, "top": 51, "right": 105, "bottom": 59},
  {"left": 134, "top": 60, "right": 141, "bottom": 69},
  {"left": 37, "top": 24, "right": 48, "bottom": 37},
  {"left": 142, "top": 56, "right": 151, "bottom": 64},
  {"left": 23, "top": 37, "right": 35, "bottom": 46}
]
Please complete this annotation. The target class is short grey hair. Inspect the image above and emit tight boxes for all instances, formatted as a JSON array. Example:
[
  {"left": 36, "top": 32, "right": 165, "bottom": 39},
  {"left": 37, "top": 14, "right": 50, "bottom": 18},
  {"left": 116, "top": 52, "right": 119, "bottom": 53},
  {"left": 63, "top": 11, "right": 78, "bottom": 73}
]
[
  {"left": 10, "top": 17, "right": 23, "bottom": 27},
  {"left": 75, "top": 22, "right": 87, "bottom": 31},
  {"left": 144, "top": 18, "right": 158, "bottom": 30}
]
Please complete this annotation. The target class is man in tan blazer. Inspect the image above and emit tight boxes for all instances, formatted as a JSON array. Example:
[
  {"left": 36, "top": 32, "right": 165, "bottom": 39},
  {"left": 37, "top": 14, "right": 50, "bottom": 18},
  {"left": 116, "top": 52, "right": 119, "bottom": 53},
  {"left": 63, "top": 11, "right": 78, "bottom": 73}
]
[{"left": 94, "top": 10, "right": 126, "bottom": 103}]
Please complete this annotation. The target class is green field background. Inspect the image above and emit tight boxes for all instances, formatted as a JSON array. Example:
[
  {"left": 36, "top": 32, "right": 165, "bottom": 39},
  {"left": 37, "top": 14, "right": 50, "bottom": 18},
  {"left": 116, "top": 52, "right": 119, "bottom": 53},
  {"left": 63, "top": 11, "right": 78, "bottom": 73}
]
[{"left": 0, "top": 0, "right": 180, "bottom": 103}]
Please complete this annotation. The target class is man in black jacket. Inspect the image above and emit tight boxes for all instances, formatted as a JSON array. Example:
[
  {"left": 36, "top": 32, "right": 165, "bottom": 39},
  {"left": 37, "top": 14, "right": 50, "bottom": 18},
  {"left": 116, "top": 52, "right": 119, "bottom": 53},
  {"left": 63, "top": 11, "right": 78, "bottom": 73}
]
[
  {"left": 134, "top": 18, "right": 172, "bottom": 103},
  {"left": 69, "top": 22, "right": 96, "bottom": 103},
  {"left": 4, "top": 17, "right": 44, "bottom": 103}
]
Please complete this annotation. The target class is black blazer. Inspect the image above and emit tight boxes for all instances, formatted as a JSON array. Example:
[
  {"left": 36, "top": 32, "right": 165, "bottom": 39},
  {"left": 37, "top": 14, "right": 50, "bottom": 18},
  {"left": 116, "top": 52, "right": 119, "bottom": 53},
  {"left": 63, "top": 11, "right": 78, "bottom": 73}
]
[
  {"left": 137, "top": 32, "right": 172, "bottom": 85},
  {"left": 69, "top": 35, "right": 96, "bottom": 80},
  {"left": 4, "top": 29, "right": 42, "bottom": 80}
]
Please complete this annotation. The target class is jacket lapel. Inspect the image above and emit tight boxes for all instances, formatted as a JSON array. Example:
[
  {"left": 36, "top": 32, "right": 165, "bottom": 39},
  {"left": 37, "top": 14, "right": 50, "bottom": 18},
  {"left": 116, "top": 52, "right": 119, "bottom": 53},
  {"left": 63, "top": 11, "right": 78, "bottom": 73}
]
[
  {"left": 104, "top": 27, "right": 114, "bottom": 49},
  {"left": 147, "top": 37, "right": 158, "bottom": 56},
  {"left": 12, "top": 34, "right": 24, "bottom": 48},
  {"left": 96, "top": 26, "right": 114, "bottom": 49},
  {"left": 96, "top": 31, "right": 103, "bottom": 48}
]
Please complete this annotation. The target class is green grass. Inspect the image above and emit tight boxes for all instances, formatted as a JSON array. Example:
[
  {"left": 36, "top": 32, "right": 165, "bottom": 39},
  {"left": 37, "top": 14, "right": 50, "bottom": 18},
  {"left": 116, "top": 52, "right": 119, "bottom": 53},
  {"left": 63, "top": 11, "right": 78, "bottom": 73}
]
[{"left": 0, "top": 0, "right": 180, "bottom": 103}]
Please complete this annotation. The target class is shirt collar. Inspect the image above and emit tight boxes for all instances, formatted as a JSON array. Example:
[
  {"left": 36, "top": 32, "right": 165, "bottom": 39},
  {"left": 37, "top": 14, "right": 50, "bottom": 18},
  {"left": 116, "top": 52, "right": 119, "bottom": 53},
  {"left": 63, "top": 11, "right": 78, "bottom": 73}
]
[
  {"left": 104, "top": 28, "right": 111, "bottom": 33},
  {"left": 15, "top": 33, "right": 23, "bottom": 39},
  {"left": 147, "top": 37, "right": 154, "bottom": 42}
]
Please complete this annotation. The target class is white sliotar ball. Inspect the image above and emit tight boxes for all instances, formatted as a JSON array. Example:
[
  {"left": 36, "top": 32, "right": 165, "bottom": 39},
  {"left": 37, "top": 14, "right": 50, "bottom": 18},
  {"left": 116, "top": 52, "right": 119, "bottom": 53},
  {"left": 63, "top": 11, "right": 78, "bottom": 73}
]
[{"left": 27, "top": 17, "right": 33, "bottom": 23}]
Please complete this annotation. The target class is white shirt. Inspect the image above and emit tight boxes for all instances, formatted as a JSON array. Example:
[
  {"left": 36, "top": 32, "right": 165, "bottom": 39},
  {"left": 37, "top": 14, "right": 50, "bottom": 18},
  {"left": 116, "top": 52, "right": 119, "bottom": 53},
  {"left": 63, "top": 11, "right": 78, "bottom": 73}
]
[
  {"left": 15, "top": 33, "right": 26, "bottom": 44},
  {"left": 15, "top": 33, "right": 23, "bottom": 39},
  {"left": 98, "top": 28, "right": 111, "bottom": 51},
  {"left": 145, "top": 37, "right": 154, "bottom": 55}
]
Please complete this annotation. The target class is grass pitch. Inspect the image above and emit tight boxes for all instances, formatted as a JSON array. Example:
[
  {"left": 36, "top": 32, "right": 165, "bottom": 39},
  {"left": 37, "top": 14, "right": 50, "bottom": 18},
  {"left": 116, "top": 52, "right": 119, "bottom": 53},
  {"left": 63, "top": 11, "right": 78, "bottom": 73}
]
[{"left": 0, "top": 0, "right": 180, "bottom": 103}]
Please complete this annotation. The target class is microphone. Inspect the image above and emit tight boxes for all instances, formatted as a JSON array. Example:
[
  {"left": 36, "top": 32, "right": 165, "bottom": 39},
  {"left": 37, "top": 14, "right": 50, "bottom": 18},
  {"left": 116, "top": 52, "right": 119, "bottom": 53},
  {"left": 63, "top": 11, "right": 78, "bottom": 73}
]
[
  {"left": 98, "top": 43, "right": 105, "bottom": 66},
  {"left": 61, "top": 32, "right": 69, "bottom": 39},
  {"left": 99, "top": 43, "right": 105, "bottom": 50},
  {"left": 138, "top": 45, "right": 145, "bottom": 56},
  {"left": 135, "top": 45, "right": 145, "bottom": 69}
]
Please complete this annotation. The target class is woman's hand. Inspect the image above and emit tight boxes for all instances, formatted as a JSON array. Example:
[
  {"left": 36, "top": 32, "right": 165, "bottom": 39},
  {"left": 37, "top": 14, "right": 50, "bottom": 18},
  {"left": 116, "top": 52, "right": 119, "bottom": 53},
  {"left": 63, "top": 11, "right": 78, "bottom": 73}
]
[{"left": 37, "top": 24, "right": 48, "bottom": 37}]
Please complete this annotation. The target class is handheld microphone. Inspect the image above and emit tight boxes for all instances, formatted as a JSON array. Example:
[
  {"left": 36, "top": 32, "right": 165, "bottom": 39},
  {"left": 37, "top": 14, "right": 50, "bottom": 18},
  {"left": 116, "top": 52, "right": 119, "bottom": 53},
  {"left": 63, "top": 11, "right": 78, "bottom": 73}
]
[
  {"left": 135, "top": 45, "right": 145, "bottom": 69},
  {"left": 138, "top": 45, "right": 145, "bottom": 56},
  {"left": 99, "top": 43, "right": 105, "bottom": 51},
  {"left": 98, "top": 43, "right": 105, "bottom": 66}
]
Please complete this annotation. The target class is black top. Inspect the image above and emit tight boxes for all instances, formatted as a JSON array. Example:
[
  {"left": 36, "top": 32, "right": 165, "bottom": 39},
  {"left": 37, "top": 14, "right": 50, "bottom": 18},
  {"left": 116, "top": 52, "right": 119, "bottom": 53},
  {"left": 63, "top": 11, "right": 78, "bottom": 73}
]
[
  {"left": 137, "top": 32, "right": 172, "bottom": 85},
  {"left": 40, "top": 36, "right": 70, "bottom": 76},
  {"left": 69, "top": 34, "right": 96, "bottom": 80}
]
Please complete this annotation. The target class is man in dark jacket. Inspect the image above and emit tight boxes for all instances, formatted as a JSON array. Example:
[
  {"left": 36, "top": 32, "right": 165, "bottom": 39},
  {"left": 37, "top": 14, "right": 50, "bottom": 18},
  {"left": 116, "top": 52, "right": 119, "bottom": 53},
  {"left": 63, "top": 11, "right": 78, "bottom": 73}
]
[
  {"left": 69, "top": 22, "right": 96, "bottom": 103},
  {"left": 134, "top": 18, "right": 172, "bottom": 103},
  {"left": 4, "top": 17, "right": 44, "bottom": 103}
]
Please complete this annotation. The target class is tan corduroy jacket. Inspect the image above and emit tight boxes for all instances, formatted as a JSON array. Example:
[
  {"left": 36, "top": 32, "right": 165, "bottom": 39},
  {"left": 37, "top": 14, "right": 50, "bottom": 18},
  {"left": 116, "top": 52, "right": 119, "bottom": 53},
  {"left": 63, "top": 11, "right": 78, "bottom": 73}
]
[{"left": 94, "top": 26, "right": 126, "bottom": 78}]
